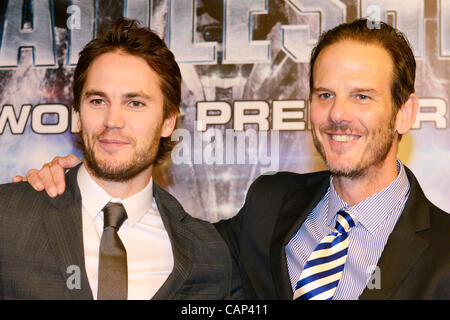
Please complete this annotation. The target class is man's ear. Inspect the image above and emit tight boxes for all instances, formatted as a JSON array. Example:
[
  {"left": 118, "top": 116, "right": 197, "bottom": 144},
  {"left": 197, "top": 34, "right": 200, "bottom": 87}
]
[
  {"left": 395, "top": 93, "right": 419, "bottom": 135},
  {"left": 161, "top": 113, "right": 177, "bottom": 138}
]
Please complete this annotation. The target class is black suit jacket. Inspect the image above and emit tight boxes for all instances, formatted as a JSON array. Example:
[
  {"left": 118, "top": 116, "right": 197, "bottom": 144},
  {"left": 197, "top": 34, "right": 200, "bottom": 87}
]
[
  {"left": 215, "top": 167, "right": 450, "bottom": 299},
  {"left": 0, "top": 165, "right": 243, "bottom": 299}
]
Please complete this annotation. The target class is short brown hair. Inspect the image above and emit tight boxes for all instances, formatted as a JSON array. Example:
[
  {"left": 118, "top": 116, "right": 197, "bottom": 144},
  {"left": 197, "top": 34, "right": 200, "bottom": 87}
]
[
  {"left": 73, "top": 18, "right": 181, "bottom": 164},
  {"left": 309, "top": 18, "right": 416, "bottom": 115}
]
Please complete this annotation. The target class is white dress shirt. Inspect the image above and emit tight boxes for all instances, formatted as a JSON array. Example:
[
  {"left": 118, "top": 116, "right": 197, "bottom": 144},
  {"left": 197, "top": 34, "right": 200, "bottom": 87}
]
[{"left": 77, "top": 164, "right": 174, "bottom": 299}]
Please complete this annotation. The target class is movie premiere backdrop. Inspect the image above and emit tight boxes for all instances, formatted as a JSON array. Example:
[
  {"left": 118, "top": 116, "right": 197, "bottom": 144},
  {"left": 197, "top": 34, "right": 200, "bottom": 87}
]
[{"left": 0, "top": 0, "right": 449, "bottom": 221}]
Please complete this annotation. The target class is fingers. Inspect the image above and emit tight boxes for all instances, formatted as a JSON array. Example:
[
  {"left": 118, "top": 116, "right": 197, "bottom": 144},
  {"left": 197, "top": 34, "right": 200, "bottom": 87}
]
[
  {"left": 49, "top": 159, "right": 66, "bottom": 196},
  {"left": 56, "top": 154, "right": 82, "bottom": 169},
  {"left": 15, "top": 154, "right": 81, "bottom": 198},
  {"left": 12, "top": 175, "right": 27, "bottom": 183},
  {"left": 26, "top": 163, "right": 60, "bottom": 197},
  {"left": 26, "top": 169, "right": 45, "bottom": 192},
  {"left": 39, "top": 160, "right": 65, "bottom": 197},
  {"left": 49, "top": 155, "right": 80, "bottom": 196}
]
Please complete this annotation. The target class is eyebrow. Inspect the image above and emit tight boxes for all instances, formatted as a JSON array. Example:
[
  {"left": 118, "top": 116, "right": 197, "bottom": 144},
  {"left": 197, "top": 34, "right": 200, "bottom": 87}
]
[
  {"left": 84, "top": 90, "right": 107, "bottom": 98},
  {"left": 350, "top": 88, "right": 380, "bottom": 95},
  {"left": 311, "top": 87, "right": 334, "bottom": 94},
  {"left": 311, "top": 87, "right": 380, "bottom": 95},
  {"left": 83, "top": 90, "right": 152, "bottom": 100},
  {"left": 124, "top": 91, "right": 151, "bottom": 100}
]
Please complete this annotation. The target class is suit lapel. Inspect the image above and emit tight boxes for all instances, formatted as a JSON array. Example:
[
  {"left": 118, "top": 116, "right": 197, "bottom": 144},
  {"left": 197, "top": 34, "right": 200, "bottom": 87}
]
[
  {"left": 360, "top": 167, "right": 430, "bottom": 299},
  {"left": 152, "top": 183, "right": 192, "bottom": 300},
  {"left": 43, "top": 164, "right": 93, "bottom": 299},
  {"left": 270, "top": 173, "right": 330, "bottom": 299}
]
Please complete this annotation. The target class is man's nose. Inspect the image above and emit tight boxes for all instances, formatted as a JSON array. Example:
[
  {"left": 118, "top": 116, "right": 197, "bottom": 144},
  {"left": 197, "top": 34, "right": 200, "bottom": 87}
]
[
  {"left": 328, "top": 96, "right": 353, "bottom": 125},
  {"left": 103, "top": 104, "right": 125, "bottom": 129}
]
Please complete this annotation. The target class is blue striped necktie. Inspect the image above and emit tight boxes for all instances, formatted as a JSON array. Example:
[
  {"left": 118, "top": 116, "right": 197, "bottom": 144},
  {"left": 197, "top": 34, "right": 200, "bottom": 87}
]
[{"left": 293, "top": 210, "right": 356, "bottom": 300}]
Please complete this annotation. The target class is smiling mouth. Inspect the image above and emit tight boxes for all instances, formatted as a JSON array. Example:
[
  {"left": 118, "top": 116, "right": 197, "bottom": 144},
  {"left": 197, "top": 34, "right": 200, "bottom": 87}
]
[
  {"left": 99, "top": 138, "right": 129, "bottom": 144},
  {"left": 328, "top": 134, "right": 360, "bottom": 142},
  {"left": 97, "top": 138, "right": 132, "bottom": 149}
]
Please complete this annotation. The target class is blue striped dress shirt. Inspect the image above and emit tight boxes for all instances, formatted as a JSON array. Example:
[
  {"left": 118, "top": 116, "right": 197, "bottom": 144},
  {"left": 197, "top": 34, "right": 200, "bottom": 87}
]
[{"left": 285, "top": 160, "right": 410, "bottom": 299}]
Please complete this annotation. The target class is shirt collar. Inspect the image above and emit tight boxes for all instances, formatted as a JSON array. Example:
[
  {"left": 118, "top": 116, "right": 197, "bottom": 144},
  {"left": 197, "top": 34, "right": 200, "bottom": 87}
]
[
  {"left": 77, "top": 163, "right": 153, "bottom": 226},
  {"left": 327, "top": 160, "right": 410, "bottom": 234}
]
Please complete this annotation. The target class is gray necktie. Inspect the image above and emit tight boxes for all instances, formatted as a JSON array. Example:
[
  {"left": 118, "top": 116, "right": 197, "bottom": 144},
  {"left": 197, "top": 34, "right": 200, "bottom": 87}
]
[{"left": 97, "top": 202, "right": 128, "bottom": 300}]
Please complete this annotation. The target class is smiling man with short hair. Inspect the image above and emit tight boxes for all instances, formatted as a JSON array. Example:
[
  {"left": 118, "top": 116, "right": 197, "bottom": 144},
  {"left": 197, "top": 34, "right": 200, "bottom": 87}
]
[
  {"left": 0, "top": 18, "right": 242, "bottom": 300},
  {"left": 216, "top": 19, "right": 450, "bottom": 300}
]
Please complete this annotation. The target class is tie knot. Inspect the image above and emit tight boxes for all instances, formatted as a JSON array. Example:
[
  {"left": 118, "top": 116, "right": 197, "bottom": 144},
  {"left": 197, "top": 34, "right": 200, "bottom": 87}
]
[
  {"left": 103, "top": 202, "right": 128, "bottom": 230},
  {"left": 334, "top": 210, "right": 356, "bottom": 234}
]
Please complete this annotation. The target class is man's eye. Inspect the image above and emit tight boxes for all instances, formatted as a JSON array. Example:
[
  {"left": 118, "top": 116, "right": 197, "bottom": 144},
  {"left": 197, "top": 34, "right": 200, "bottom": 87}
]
[
  {"left": 129, "top": 101, "right": 145, "bottom": 107},
  {"left": 90, "top": 99, "right": 105, "bottom": 105},
  {"left": 319, "top": 93, "right": 332, "bottom": 99},
  {"left": 356, "top": 94, "right": 370, "bottom": 100}
]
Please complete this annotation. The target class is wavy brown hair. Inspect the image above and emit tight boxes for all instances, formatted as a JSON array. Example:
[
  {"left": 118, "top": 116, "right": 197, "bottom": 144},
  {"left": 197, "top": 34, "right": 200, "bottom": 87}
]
[{"left": 73, "top": 18, "right": 181, "bottom": 164}]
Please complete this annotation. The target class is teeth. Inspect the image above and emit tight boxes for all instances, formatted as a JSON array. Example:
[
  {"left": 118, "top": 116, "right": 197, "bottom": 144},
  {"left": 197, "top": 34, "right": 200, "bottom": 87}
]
[{"left": 331, "top": 135, "right": 356, "bottom": 142}]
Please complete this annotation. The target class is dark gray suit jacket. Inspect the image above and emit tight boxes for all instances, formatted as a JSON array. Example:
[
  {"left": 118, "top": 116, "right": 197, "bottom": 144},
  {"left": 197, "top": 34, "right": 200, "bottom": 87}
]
[
  {"left": 0, "top": 165, "right": 243, "bottom": 299},
  {"left": 216, "top": 167, "right": 450, "bottom": 299}
]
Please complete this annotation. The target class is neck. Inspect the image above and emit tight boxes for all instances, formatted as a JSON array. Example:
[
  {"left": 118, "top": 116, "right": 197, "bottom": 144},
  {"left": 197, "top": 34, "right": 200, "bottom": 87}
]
[
  {"left": 332, "top": 154, "right": 399, "bottom": 206},
  {"left": 85, "top": 165, "right": 153, "bottom": 199}
]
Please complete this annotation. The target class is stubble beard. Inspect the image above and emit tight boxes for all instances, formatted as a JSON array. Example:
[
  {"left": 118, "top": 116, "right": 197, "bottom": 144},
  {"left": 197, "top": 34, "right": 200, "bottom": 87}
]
[
  {"left": 311, "top": 116, "right": 397, "bottom": 179},
  {"left": 79, "top": 129, "right": 160, "bottom": 182}
]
